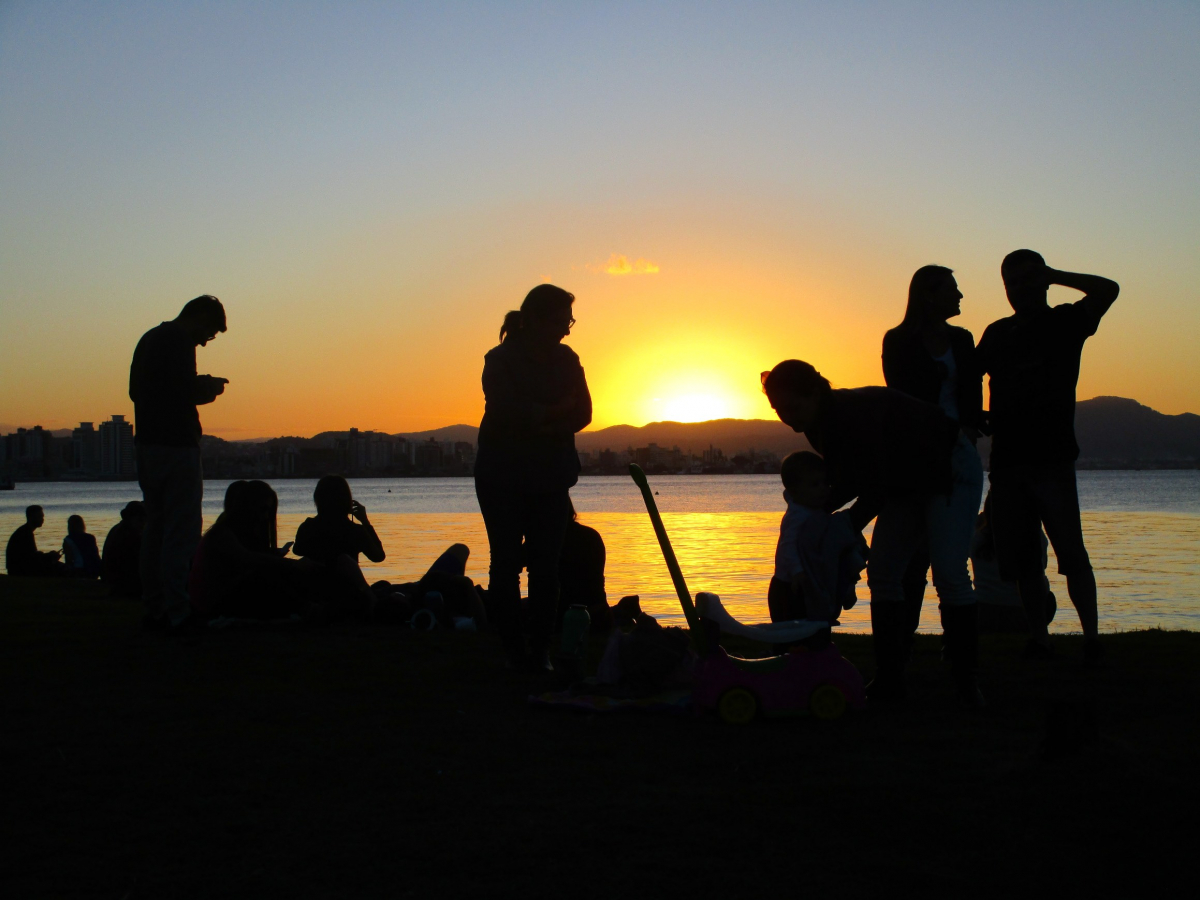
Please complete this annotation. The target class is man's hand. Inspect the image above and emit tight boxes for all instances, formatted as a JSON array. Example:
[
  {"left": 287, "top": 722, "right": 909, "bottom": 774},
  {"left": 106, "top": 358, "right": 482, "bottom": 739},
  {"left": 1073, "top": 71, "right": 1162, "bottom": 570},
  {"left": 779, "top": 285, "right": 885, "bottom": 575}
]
[{"left": 195, "top": 374, "right": 228, "bottom": 404}]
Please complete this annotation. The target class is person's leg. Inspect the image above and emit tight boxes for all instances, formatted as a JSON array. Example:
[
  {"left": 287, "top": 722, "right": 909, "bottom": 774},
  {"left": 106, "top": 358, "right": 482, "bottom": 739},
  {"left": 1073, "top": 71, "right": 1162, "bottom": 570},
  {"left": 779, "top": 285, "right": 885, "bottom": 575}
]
[
  {"left": 523, "top": 490, "right": 570, "bottom": 660},
  {"left": 157, "top": 447, "right": 203, "bottom": 626},
  {"left": 989, "top": 469, "right": 1053, "bottom": 652},
  {"left": 424, "top": 543, "right": 469, "bottom": 579},
  {"left": 927, "top": 435, "right": 986, "bottom": 705},
  {"left": 900, "top": 552, "right": 929, "bottom": 637},
  {"left": 475, "top": 480, "right": 525, "bottom": 654},
  {"left": 137, "top": 446, "right": 167, "bottom": 622},
  {"left": 866, "top": 495, "right": 926, "bottom": 700},
  {"left": 1031, "top": 465, "right": 1099, "bottom": 652}
]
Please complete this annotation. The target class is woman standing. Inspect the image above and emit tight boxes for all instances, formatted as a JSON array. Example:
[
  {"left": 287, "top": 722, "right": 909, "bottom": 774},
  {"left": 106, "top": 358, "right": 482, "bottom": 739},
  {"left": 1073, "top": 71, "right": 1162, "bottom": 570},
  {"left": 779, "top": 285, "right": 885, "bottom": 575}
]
[
  {"left": 475, "top": 285, "right": 592, "bottom": 671},
  {"left": 880, "top": 266, "right": 987, "bottom": 683},
  {"left": 760, "top": 353, "right": 983, "bottom": 706}
]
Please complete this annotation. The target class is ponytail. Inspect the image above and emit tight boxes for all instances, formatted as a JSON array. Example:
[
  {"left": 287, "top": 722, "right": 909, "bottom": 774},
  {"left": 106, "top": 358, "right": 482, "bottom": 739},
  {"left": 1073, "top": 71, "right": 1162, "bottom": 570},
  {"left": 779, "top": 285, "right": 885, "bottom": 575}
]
[{"left": 499, "top": 310, "right": 523, "bottom": 343}]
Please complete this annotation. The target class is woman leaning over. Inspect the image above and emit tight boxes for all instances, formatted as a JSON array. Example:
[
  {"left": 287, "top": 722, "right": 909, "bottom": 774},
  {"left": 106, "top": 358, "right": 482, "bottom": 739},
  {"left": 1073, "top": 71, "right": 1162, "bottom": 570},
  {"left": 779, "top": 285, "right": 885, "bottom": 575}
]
[
  {"left": 880, "top": 266, "right": 987, "bottom": 690},
  {"left": 761, "top": 353, "right": 984, "bottom": 707},
  {"left": 475, "top": 285, "right": 592, "bottom": 671}
]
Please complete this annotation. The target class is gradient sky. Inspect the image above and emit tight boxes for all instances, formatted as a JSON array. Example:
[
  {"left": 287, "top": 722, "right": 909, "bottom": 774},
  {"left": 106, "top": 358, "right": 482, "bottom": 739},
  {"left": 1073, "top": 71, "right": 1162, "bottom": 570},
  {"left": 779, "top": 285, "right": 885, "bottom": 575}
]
[{"left": 2, "top": 1, "right": 1197, "bottom": 437}]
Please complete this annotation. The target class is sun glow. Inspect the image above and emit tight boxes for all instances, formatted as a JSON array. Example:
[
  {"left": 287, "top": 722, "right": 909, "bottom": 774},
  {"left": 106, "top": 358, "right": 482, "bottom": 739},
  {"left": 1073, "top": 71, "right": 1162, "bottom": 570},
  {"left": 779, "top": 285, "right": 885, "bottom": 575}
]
[{"left": 660, "top": 393, "right": 732, "bottom": 423}]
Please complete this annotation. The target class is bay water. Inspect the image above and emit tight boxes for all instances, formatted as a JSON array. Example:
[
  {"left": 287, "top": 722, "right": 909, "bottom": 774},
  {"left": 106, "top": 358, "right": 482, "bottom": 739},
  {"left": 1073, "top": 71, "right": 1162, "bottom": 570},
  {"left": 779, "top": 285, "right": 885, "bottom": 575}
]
[{"left": 3, "top": 472, "right": 1197, "bottom": 632}]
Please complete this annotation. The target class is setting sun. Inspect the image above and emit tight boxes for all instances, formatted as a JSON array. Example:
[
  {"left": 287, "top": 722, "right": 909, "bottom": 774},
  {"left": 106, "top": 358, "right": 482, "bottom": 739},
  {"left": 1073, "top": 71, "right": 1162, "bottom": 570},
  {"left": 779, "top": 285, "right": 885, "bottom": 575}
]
[{"left": 660, "top": 393, "right": 732, "bottom": 423}]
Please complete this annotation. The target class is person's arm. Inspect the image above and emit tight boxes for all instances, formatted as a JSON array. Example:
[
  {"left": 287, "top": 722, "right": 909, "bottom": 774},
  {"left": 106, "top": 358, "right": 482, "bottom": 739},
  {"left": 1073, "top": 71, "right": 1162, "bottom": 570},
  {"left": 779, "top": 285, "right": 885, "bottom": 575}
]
[
  {"left": 193, "top": 375, "right": 227, "bottom": 405},
  {"left": 351, "top": 502, "right": 386, "bottom": 563},
  {"left": 1047, "top": 267, "right": 1120, "bottom": 326}
]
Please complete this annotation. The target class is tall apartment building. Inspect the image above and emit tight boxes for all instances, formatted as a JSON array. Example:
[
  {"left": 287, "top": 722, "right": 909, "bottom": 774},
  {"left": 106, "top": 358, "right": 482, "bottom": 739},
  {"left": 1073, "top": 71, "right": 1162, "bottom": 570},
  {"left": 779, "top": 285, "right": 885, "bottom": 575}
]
[
  {"left": 72, "top": 422, "right": 103, "bottom": 473},
  {"left": 99, "top": 415, "right": 136, "bottom": 476}
]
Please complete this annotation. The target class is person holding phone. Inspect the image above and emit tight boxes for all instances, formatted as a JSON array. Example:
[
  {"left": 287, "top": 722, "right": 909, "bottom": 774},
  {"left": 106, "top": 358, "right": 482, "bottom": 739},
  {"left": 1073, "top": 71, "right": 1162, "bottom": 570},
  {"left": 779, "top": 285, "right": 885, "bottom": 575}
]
[{"left": 130, "top": 294, "right": 229, "bottom": 631}]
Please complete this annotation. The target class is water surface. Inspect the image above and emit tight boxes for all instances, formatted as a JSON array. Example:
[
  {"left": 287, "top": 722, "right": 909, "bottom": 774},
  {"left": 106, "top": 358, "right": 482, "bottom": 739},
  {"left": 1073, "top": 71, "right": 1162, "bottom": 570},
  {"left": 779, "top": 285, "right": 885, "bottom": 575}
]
[{"left": 3, "top": 472, "right": 1197, "bottom": 632}]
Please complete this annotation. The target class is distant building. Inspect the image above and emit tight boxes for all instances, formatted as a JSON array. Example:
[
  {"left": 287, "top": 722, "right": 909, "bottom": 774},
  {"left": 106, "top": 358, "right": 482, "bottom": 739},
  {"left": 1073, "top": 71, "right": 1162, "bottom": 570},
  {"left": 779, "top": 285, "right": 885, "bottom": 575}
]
[
  {"left": 72, "top": 422, "right": 102, "bottom": 474},
  {"left": 99, "top": 415, "right": 136, "bottom": 476}
]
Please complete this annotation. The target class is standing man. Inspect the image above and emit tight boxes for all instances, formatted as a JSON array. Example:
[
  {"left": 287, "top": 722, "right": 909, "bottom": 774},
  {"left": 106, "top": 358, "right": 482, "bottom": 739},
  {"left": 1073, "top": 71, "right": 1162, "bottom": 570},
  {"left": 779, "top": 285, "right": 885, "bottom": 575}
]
[
  {"left": 130, "top": 295, "right": 228, "bottom": 629},
  {"left": 977, "top": 251, "right": 1119, "bottom": 666}
]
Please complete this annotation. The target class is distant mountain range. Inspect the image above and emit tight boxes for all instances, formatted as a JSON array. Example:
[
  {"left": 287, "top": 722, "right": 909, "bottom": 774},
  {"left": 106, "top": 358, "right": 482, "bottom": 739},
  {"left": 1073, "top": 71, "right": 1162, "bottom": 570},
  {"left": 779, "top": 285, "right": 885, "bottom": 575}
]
[
  {"left": 11, "top": 396, "right": 1198, "bottom": 468},
  {"left": 304, "top": 395, "right": 1200, "bottom": 467}
]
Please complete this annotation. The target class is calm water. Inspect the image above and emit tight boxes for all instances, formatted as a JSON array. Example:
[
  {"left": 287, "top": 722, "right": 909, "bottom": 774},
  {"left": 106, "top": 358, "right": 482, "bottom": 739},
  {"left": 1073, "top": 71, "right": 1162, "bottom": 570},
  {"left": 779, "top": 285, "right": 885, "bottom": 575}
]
[{"left": 3, "top": 472, "right": 1198, "bottom": 633}]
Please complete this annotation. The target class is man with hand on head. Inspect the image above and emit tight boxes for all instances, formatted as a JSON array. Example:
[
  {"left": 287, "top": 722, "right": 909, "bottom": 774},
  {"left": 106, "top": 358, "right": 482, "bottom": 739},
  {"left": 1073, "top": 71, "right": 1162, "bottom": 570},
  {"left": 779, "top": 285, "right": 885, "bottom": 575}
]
[
  {"left": 977, "top": 251, "right": 1119, "bottom": 667},
  {"left": 129, "top": 294, "right": 229, "bottom": 631}
]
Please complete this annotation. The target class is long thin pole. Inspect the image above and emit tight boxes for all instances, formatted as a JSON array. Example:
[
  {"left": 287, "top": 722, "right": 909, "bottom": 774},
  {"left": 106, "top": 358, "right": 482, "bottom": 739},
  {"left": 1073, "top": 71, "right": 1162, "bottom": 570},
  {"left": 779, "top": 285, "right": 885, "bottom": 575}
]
[{"left": 628, "top": 464, "right": 705, "bottom": 651}]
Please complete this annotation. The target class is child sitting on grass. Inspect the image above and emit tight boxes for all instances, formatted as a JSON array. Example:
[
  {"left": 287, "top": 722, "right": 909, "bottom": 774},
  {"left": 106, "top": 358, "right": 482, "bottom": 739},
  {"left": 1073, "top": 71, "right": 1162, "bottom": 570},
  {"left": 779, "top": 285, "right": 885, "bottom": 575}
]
[{"left": 768, "top": 451, "right": 867, "bottom": 625}]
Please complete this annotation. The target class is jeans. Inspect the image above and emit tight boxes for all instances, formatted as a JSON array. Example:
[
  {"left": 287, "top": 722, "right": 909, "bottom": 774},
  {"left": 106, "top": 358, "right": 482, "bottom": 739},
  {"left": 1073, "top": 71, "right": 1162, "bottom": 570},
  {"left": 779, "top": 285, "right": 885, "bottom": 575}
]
[
  {"left": 137, "top": 444, "right": 203, "bottom": 625},
  {"left": 475, "top": 481, "right": 569, "bottom": 640},
  {"left": 867, "top": 433, "right": 984, "bottom": 608}
]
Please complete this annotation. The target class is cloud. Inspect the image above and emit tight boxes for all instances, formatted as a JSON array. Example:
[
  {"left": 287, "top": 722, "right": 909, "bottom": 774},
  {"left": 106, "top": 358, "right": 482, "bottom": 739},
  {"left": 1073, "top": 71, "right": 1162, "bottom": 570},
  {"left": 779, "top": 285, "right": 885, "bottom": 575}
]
[{"left": 586, "top": 253, "right": 660, "bottom": 275}]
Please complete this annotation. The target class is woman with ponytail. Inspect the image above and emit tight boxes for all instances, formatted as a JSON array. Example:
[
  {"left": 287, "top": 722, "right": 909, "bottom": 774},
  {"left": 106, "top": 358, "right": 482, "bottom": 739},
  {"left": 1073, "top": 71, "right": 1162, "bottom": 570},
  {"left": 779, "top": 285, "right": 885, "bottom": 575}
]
[{"left": 475, "top": 284, "right": 592, "bottom": 671}]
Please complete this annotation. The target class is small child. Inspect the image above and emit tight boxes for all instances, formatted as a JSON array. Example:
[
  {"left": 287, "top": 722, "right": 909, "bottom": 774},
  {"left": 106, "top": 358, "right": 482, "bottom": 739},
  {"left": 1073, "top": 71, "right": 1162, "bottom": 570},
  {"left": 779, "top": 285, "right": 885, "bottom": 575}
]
[{"left": 770, "top": 451, "right": 867, "bottom": 624}]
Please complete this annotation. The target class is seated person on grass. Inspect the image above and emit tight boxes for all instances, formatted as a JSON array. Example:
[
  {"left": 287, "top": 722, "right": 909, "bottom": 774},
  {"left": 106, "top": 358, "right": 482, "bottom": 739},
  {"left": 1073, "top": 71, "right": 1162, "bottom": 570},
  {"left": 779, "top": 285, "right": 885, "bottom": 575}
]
[
  {"left": 102, "top": 501, "right": 146, "bottom": 599},
  {"left": 63, "top": 515, "right": 103, "bottom": 578},
  {"left": 292, "top": 480, "right": 460, "bottom": 628},
  {"left": 189, "top": 480, "right": 376, "bottom": 623},
  {"left": 767, "top": 451, "right": 866, "bottom": 625},
  {"left": 5, "top": 505, "right": 68, "bottom": 577}
]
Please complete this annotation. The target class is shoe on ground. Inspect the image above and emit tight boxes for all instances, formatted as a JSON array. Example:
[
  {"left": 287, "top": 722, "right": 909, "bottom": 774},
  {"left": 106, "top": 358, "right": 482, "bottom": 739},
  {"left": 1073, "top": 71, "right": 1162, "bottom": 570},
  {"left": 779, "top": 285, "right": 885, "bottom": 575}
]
[
  {"left": 1083, "top": 639, "right": 1107, "bottom": 670},
  {"left": 1021, "top": 638, "right": 1056, "bottom": 661}
]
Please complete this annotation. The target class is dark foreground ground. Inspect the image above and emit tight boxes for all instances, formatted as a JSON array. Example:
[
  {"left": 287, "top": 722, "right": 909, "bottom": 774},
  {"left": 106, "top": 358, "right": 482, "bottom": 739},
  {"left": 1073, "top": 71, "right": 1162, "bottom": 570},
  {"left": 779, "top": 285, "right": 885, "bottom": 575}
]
[{"left": 2, "top": 576, "right": 1197, "bottom": 899}]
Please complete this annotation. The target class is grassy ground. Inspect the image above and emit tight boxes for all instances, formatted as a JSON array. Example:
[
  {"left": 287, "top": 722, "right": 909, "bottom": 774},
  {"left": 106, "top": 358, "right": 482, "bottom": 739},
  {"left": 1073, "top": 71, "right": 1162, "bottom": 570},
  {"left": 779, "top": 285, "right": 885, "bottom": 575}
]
[{"left": 2, "top": 575, "right": 1197, "bottom": 899}]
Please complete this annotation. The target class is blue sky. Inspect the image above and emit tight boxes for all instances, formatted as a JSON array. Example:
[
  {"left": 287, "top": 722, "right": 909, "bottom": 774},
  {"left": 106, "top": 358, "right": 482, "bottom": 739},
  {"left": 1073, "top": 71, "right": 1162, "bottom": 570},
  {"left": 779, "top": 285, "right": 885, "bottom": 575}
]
[{"left": 2, "top": 1, "right": 1197, "bottom": 433}]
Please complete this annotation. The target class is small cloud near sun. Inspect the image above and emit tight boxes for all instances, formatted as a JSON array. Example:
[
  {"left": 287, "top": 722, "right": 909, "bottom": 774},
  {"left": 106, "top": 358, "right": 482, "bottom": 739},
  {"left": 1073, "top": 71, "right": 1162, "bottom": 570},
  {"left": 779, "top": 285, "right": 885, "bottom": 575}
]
[{"left": 585, "top": 253, "right": 660, "bottom": 276}]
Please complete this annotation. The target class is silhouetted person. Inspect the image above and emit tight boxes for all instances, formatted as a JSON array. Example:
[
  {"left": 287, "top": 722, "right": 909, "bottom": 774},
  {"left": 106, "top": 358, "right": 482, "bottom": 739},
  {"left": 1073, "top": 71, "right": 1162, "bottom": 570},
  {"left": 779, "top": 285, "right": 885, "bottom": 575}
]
[
  {"left": 103, "top": 501, "right": 146, "bottom": 599},
  {"left": 761, "top": 359, "right": 982, "bottom": 706},
  {"left": 129, "top": 294, "right": 228, "bottom": 629},
  {"left": 62, "top": 515, "right": 102, "bottom": 578},
  {"left": 5, "top": 505, "right": 68, "bottom": 577},
  {"left": 977, "top": 251, "right": 1119, "bottom": 666},
  {"left": 554, "top": 498, "right": 608, "bottom": 629},
  {"left": 475, "top": 284, "right": 592, "bottom": 672},
  {"left": 293, "top": 475, "right": 386, "bottom": 567},
  {"left": 768, "top": 451, "right": 866, "bottom": 625},
  {"left": 881, "top": 266, "right": 987, "bottom": 662},
  {"left": 190, "top": 480, "right": 367, "bottom": 622}
]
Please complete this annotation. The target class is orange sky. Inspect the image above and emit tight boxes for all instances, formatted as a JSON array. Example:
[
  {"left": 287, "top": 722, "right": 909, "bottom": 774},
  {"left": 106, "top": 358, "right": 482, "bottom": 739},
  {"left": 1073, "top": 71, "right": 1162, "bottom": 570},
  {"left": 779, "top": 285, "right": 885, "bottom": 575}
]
[{"left": 2, "top": 5, "right": 1198, "bottom": 437}]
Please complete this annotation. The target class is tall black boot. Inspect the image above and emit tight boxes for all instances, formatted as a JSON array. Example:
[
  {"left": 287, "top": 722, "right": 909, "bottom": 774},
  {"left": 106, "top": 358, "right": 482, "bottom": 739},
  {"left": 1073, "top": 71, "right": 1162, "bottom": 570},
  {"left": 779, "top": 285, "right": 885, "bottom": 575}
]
[
  {"left": 867, "top": 601, "right": 908, "bottom": 703},
  {"left": 941, "top": 603, "right": 985, "bottom": 709}
]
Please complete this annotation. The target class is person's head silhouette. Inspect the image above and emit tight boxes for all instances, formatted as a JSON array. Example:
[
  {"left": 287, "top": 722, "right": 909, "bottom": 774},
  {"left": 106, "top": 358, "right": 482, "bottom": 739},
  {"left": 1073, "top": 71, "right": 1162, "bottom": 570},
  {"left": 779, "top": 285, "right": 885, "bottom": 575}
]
[
  {"left": 25, "top": 505, "right": 44, "bottom": 529},
  {"left": 902, "top": 265, "right": 961, "bottom": 328},
  {"left": 176, "top": 294, "right": 227, "bottom": 347},
  {"left": 313, "top": 475, "right": 353, "bottom": 518},
  {"left": 760, "top": 360, "right": 832, "bottom": 433},
  {"left": 1001, "top": 249, "right": 1049, "bottom": 315},
  {"left": 499, "top": 284, "right": 575, "bottom": 350},
  {"left": 67, "top": 515, "right": 86, "bottom": 535}
]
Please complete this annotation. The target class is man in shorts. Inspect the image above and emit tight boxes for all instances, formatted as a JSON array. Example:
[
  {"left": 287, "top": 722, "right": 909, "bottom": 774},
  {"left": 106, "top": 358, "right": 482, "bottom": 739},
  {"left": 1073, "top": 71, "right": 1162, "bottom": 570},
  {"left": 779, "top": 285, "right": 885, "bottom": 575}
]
[{"left": 977, "top": 250, "right": 1119, "bottom": 666}]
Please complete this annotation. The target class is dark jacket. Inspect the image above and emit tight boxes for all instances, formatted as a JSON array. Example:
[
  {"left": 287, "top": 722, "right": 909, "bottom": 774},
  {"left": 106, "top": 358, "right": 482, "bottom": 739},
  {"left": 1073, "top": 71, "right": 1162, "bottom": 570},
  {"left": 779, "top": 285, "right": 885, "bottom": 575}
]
[
  {"left": 474, "top": 337, "right": 592, "bottom": 492},
  {"left": 881, "top": 324, "right": 984, "bottom": 431},
  {"left": 129, "top": 321, "right": 207, "bottom": 447},
  {"left": 804, "top": 387, "right": 959, "bottom": 527}
]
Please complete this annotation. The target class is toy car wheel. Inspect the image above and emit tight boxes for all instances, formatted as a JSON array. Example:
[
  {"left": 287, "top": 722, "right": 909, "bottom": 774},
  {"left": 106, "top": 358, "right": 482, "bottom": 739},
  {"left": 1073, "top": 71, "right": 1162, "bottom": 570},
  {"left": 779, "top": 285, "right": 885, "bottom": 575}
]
[
  {"left": 717, "top": 687, "right": 758, "bottom": 725},
  {"left": 809, "top": 684, "right": 847, "bottom": 720}
]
